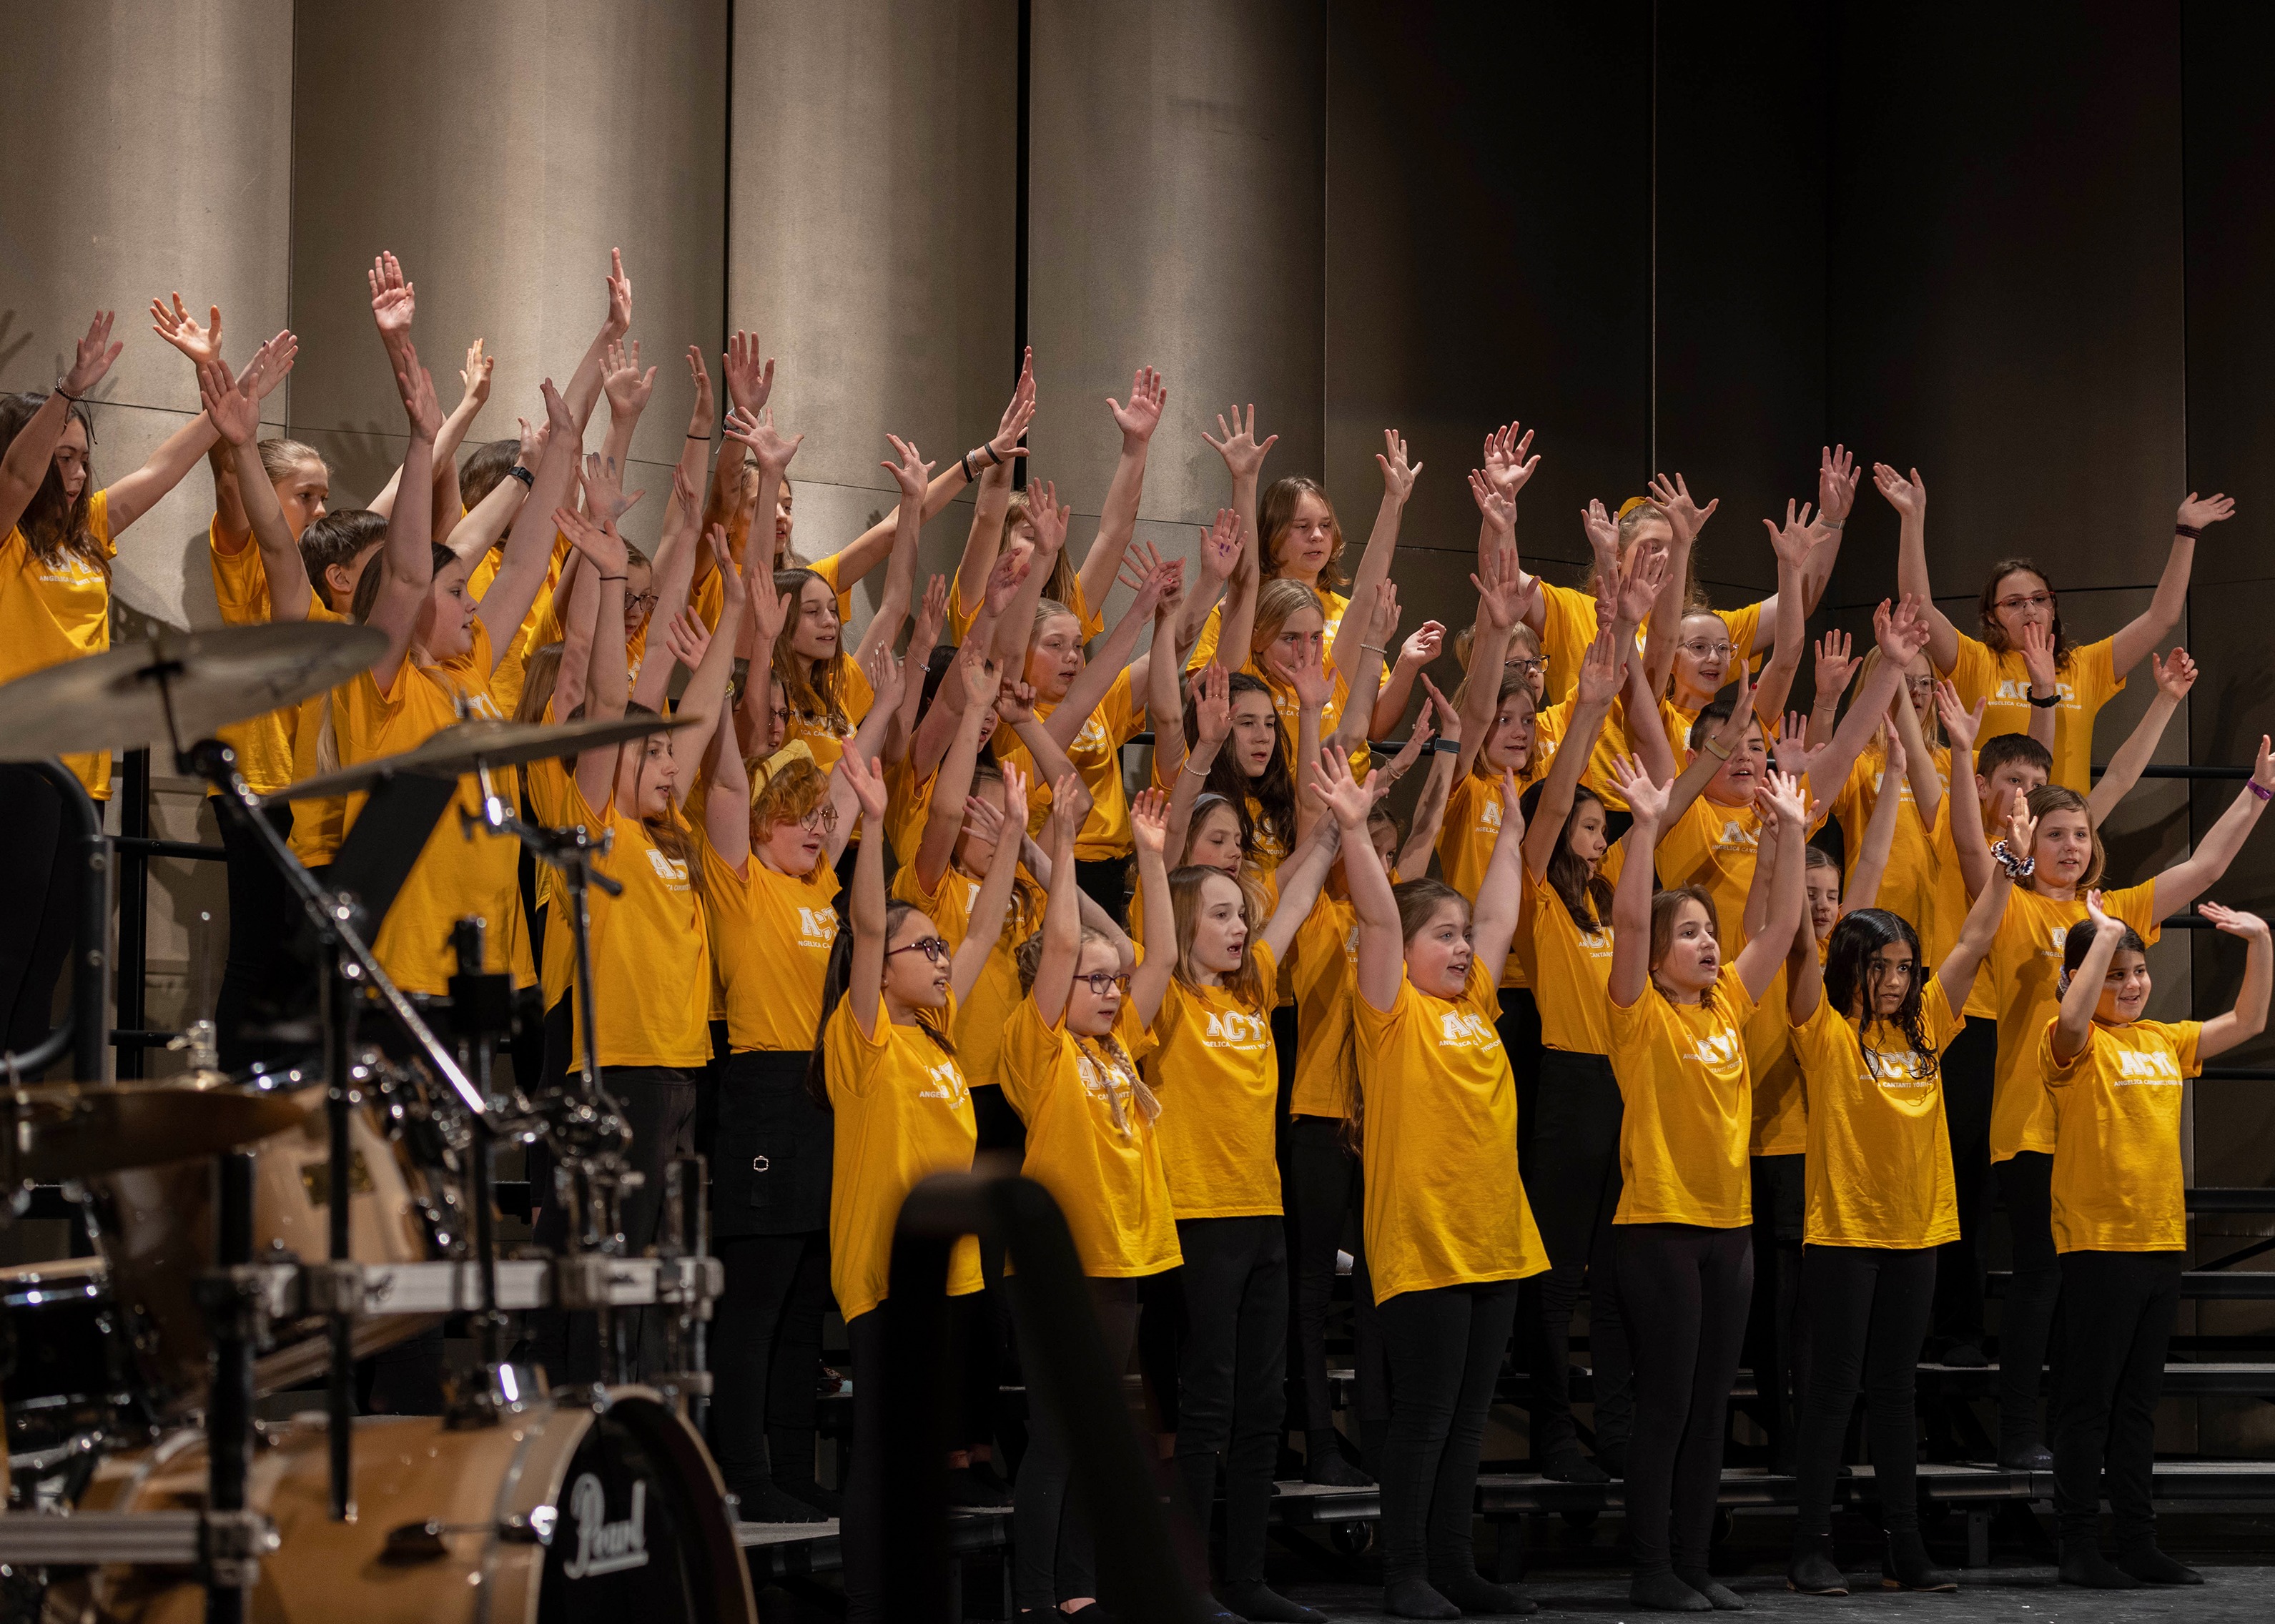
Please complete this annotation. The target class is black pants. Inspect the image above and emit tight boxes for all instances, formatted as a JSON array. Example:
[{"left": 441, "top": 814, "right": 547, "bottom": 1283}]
[
  {"left": 1378, "top": 1280, "right": 1521, "bottom": 1587},
  {"left": 1793, "top": 1244, "right": 1935, "bottom": 1535},
  {"left": 1519, "top": 1050, "right": 1632, "bottom": 1460},
  {"left": 1012, "top": 1275, "right": 1144, "bottom": 1609},
  {"left": 842, "top": 1302, "right": 893, "bottom": 1624},
  {"left": 530, "top": 1066, "right": 699, "bottom": 1384},
  {"left": 1617, "top": 1222, "right": 1753, "bottom": 1575},
  {"left": 1496, "top": 987, "right": 1544, "bottom": 1162},
  {"left": 1283, "top": 1113, "right": 1386, "bottom": 1435},
  {"left": 1175, "top": 1214, "right": 1288, "bottom": 1588},
  {"left": 2051, "top": 1251, "right": 2181, "bottom": 1545},
  {"left": 1139, "top": 1267, "right": 1185, "bottom": 1433},
  {"left": 1745, "top": 1152, "right": 1808, "bottom": 1463},
  {"left": 1932, "top": 1019, "right": 1998, "bottom": 1350},
  {"left": 213, "top": 801, "right": 297, "bottom": 1070},
  {"left": 1995, "top": 1149, "right": 2060, "bottom": 1446},
  {"left": 1075, "top": 856, "right": 1130, "bottom": 927},
  {"left": 0, "top": 764, "right": 79, "bottom": 1063},
  {"left": 709, "top": 1229, "right": 831, "bottom": 1495}
]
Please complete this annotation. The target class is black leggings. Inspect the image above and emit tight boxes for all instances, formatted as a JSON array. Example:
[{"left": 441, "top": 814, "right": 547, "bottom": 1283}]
[
  {"left": 213, "top": 801, "right": 297, "bottom": 1070},
  {"left": 708, "top": 1229, "right": 831, "bottom": 1495},
  {"left": 0, "top": 764, "right": 79, "bottom": 1063},
  {"left": 1617, "top": 1222, "right": 1752, "bottom": 1575},
  {"left": 2053, "top": 1250, "right": 2181, "bottom": 1546},
  {"left": 1519, "top": 1050, "right": 1632, "bottom": 1460},
  {"left": 1495, "top": 987, "right": 1544, "bottom": 1159},
  {"left": 842, "top": 1302, "right": 893, "bottom": 1624},
  {"left": 1745, "top": 1152, "right": 1808, "bottom": 1460},
  {"left": 1012, "top": 1275, "right": 1144, "bottom": 1609},
  {"left": 1378, "top": 1280, "right": 1521, "bottom": 1588},
  {"left": 1792, "top": 1244, "right": 1935, "bottom": 1536},
  {"left": 1175, "top": 1214, "right": 1288, "bottom": 1587},
  {"left": 1283, "top": 1113, "right": 1386, "bottom": 1435},
  {"left": 1931, "top": 1019, "right": 1998, "bottom": 1350},
  {"left": 1995, "top": 1149, "right": 2060, "bottom": 1446}
]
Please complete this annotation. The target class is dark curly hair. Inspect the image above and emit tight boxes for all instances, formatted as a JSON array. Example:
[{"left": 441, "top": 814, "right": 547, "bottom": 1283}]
[{"left": 1824, "top": 908, "right": 1937, "bottom": 1079}]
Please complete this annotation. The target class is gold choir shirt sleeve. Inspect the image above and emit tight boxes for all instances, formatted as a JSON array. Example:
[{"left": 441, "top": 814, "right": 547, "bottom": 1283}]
[
  {"left": 1000, "top": 998, "right": 1179, "bottom": 1279},
  {"left": 1987, "top": 880, "right": 2161, "bottom": 1162},
  {"left": 1354, "top": 959, "right": 1549, "bottom": 1304},
  {"left": 1833, "top": 743, "right": 1948, "bottom": 965},
  {"left": 696, "top": 828, "right": 841, "bottom": 1056},
  {"left": 1434, "top": 775, "right": 1524, "bottom": 989},
  {"left": 1945, "top": 630, "right": 2121, "bottom": 795},
  {"left": 1609, "top": 966, "right": 1758, "bottom": 1227},
  {"left": 2039, "top": 1015, "right": 2199, "bottom": 1254},
  {"left": 1522, "top": 855, "right": 1620, "bottom": 1055},
  {"left": 1141, "top": 941, "right": 1283, "bottom": 1219},
  {"left": 824, "top": 995, "right": 982, "bottom": 1323},
  {"left": 1790, "top": 981, "right": 1963, "bottom": 1248},
  {"left": 1745, "top": 963, "right": 1808, "bottom": 1157},
  {"left": 1288, "top": 896, "right": 1361, "bottom": 1120},
  {"left": 0, "top": 489, "right": 116, "bottom": 796}
]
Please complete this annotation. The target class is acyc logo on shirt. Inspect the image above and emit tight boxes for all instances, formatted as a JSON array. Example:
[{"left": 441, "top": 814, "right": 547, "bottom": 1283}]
[
  {"left": 914, "top": 1058, "right": 969, "bottom": 1105},
  {"left": 1689, "top": 1028, "right": 1743, "bottom": 1072},
  {"left": 1717, "top": 820, "right": 1759, "bottom": 854},
  {"left": 794, "top": 906, "right": 839, "bottom": 947},
  {"left": 1437, "top": 1009, "right": 1500, "bottom": 1051},
  {"left": 643, "top": 848, "right": 689, "bottom": 887},
  {"left": 2112, "top": 1047, "right": 2183, "bottom": 1085},
  {"left": 1993, "top": 675, "right": 2076, "bottom": 710},
  {"left": 1199, "top": 1009, "right": 1270, "bottom": 1049}
]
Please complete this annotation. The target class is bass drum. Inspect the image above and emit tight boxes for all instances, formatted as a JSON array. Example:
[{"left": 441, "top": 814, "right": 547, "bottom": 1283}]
[
  {"left": 86, "top": 1060, "right": 454, "bottom": 1419},
  {"left": 59, "top": 1388, "right": 756, "bottom": 1624}
]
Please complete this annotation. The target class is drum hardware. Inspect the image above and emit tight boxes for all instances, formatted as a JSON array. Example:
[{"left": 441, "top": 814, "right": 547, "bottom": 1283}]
[
  {"left": 0, "top": 1507, "right": 277, "bottom": 1572},
  {"left": 442, "top": 919, "right": 514, "bottom": 1433}
]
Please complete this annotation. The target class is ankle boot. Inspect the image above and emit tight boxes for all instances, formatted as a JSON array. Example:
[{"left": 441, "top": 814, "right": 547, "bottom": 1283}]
[
  {"left": 1785, "top": 1533, "right": 1847, "bottom": 1595},
  {"left": 2058, "top": 1539, "right": 2143, "bottom": 1589},
  {"left": 1880, "top": 1529, "right": 1958, "bottom": 1591},
  {"left": 2117, "top": 1543, "right": 2202, "bottom": 1585},
  {"left": 1303, "top": 1426, "right": 1371, "bottom": 1486},
  {"left": 768, "top": 1425, "right": 842, "bottom": 1516}
]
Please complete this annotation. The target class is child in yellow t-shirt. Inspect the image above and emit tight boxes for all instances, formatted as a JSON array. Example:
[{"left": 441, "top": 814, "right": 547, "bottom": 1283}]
[{"left": 2038, "top": 893, "right": 2270, "bottom": 1588}]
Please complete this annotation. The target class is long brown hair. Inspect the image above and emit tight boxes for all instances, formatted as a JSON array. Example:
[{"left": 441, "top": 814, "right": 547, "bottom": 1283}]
[
  {"left": 1340, "top": 879, "right": 1472, "bottom": 1150},
  {"left": 771, "top": 566, "right": 847, "bottom": 736},
  {"left": 1168, "top": 864, "right": 1268, "bottom": 1011},
  {"left": 1649, "top": 885, "right": 1719, "bottom": 971},
  {"left": 1519, "top": 780, "right": 1614, "bottom": 930},
  {"left": 0, "top": 392, "right": 106, "bottom": 578},
  {"left": 1186, "top": 671, "right": 1296, "bottom": 856},
  {"left": 1259, "top": 476, "right": 1347, "bottom": 594},
  {"left": 1978, "top": 558, "right": 2076, "bottom": 670},
  {"left": 618, "top": 700, "right": 702, "bottom": 900}
]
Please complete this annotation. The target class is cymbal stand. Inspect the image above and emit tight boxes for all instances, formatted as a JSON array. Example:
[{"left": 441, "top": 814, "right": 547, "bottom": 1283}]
[
  {"left": 196, "top": 1149, "right": 264, "bottom": 1624},
  {"left": 443, "top": 919, "right": 514, "bottom": 1429}
]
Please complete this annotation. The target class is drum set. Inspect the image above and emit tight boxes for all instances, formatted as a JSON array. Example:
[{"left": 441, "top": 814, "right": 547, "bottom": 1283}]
[{"left": 0, "top": 624, "right": 757, "bottom": 1624}]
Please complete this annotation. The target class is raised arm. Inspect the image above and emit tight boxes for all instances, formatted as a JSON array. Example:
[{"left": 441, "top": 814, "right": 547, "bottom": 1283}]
[
  {"left": 1659, "top": 661, "right": 1757, "bottom": 830},
  {"left": 2111, "top": 494, "right": 2230, "bottom": 677},
  {"left": 1470, "top": 768, "right": 1530, "bottom": 986},
  {"left": 1255, "top": 813, "right": 1341, "bottom": 969},
  {"left": 2152, "top": 736, "right": 2275, "bottom": 917},
  {"left": 1937, "top": 788, "right": 2030, "bottom": 1013},
  {"left": 1752, "top": 499, "right": 1822, "bottom": 722},
  {"left": 1891, "top": 681, "right": 1943, "bottom": 833},
  {"left": 3, "top": 314, "right": 120, "bottom": 538},
  {"left": 563, "top": 508, "right": 632, "bottom": 811},
  {"left": 1842, "top": 727, "right": 1906, "bottom": 915},
  {"left": 912, "top": 645, "right": 1000, "bottom": 893},
  {"left": 1934, "top": 682, "right": 1995, "bottom": 901},
  {"left": 1318, "top": 748, "right": 1403, "bottom": 1011},
  {"left": 1451, "top": 492, "right": 1523, "bottom": 779},
  {"left": 1162, "top": 663, "right": 1229, "bottom": 861},
  {"left": 734, "top": 574, "right": 791, "bottom": 766},
  {"left": 1810, "top": 595, "right": 1934, "bottom": 808},
  {"left": 363, "top": 343, "right": 443, "bottom": 692},
  {"left": 2088, "top": 646, "right": 2195, "bottom": 825},
  {"left": 1029, "top": 783, "right": 1087, "bottom": 1026},
  {"left": 430, "top": 338, "right": 493, "bottom": 545},
  {"left": 2018, "top": 621, "right": 2059, "bottom": 755},
  {"left": 1394, "top": 683, "right": 1459, "bottom": 876},
  {"left": 946, "top": 350, "right": 1037, "bottom": 612},
  {"left": 1733, "top": 769, "right": 1811, "bottom": 1002},
  {"left": 989, "top": 478, "right": 1067, "bottom": 671},
  {"left": 1127, "top": 790, "right": 1178, "bottom": 1029},
  {"left": 1075, "top": 366, "right": 1166, "bottom": 614},
  {"left": 1640, "top": 471, "right": 1718, "bottom": 690},
  {"left": 1608, "top": 756, "right": 1671, "bottom": 1007},
  {"left": 1805, "top": 631, "right": 1857, "bottom": 750},
  {"left": 595, "top": 339, "right": 655, "bottom": 490},
  {"left": 198, "top": 345, "right": 312, "bottom": 623},
  {"left": 1328, "top": 430, "right": 1420, "bottom": 681},
  {"left": 1280, "top": 644, "right": 1331, "bottom": 843},
  {"left": 1800, "top": 444, "right": 1860, "bottom": 618},
  {"left": 1174, "top": 508, "right": 1243, "bottom": 661},
  {"left": 702, "top": 702, "right": 752, "bottom": 867},
  {"left": 1197, "top": 405, "right": 1275, "bottom": 628},
  {"left": 1875, "top": 464, "right": 1957, "bottom": 673},
  {"left": 475, "top": 380, "right": 583, "bottom": 673},
  {"left": 1524, "top": 628, "right": 1621, "bottom": 881},
  {"left": 563, "top": 249, "right": 633, "bottom": 430},
  {"left": 2196, "top": 902, "right": 2274, "bottom": 1061},
  {"left": 1371, "top": 613, "right": 1444, "bottom": 738},
  {"left": 671, "top": 528, "right": 746, "bottom": 786},
  {"left": 847, "top": 436, "right": 932, "bottom": 671},
  {"left": 1045, "top": 544, "right": 1181, "bottom": 750},
  {"left": 954, "top": 763, "right": 1035, "bottom": 1005},
  {"left": 842, "top": 751, "right": 891, "bottom": 1041},
  {"left": 2050, "top": 890, "right": 2122, "bottom": 1066},
  {"left": 1331, "top": 580, "right": 1395, "bottom": 755}
]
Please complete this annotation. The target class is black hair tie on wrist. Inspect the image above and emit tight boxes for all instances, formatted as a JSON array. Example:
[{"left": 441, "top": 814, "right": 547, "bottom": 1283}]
[{"left": 2175, "top": 522, "right": 2204, "bottom": 539}]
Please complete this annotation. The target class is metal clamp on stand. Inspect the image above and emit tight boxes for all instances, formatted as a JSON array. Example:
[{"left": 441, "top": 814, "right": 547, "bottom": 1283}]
[{"left": 0, "top": 1509, "right": 279, "bottom": 1578}]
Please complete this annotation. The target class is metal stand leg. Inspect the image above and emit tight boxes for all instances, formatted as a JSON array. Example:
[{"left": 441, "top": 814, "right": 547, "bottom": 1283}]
[
  {"left": 322, "top": 941, "right": 357, "bottom": 1522},
  {"left": 203, "top": 1151, "right": 257, "bottom": 1624}
]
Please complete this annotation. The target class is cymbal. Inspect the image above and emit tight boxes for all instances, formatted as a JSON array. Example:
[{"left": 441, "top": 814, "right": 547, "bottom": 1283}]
[
  {"left": 267, "top": 713, "right": 707, "bottom": 803},
  {"left": 0, "top": 623, "right": 388, "bottom": 763},
  {"left": 4, "top": 1079, "right": 308, "bottom": 1182}
]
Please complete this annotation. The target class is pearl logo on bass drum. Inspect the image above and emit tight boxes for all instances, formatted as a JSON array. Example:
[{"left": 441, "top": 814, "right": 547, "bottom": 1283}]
[{"left": 561, "top": 1472, "right": 650, "bottom": 1579}]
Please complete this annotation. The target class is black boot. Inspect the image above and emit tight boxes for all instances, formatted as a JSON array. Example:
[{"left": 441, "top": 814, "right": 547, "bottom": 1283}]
[
  {"left": 1785, "top": 1533, "right": 1847, "bottom": 1595},
  {"left": 1303, "top": 1426, "right": 1372, "bottom": 1487},
  {"left": 1881, "top": 1529, "right": 1958, "bottom": 1592},
  {"left": 1539, "top": 1442, "right": 1609, "bottom": 1485},
  {"left": 2117, "top": 1543, "right": 2203, "bottom": 1585},
  {"left": 1215, "top": 1580, "right": 1323, "bottom": 1623},
  {"left": 767, "top": 1425, "right": 842, "bottom": 1517},
  {"left": 1672, "top": 1568, "right": 1745, "bottom": 1610},
  {"left": 1429, "top": 1568, "right": 1538, "bottom": 1615},
  {"left": 2058, "top": 1539, "right": 2143, "bottom": 1589},
  {"left": 1629, "top": 1570, "right": 1712, "bottom": 1612}
]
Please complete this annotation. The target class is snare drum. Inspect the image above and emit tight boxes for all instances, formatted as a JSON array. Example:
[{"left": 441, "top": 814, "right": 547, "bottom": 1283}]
[
  {"left": 0, "top": 1257, "right": 151, "bottom": 1470},
  {"left": 61, "top": 1387, "right": 755, "bottom": 1624},
  {"left": 87, "top": 1060, "right": 456, "bottom": 1418}
]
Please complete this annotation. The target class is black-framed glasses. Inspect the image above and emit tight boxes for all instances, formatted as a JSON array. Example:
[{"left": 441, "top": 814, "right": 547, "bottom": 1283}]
[
  {"left": 888, "top": 936, "right": 952, "bottom": 965},
  {"left": 626, "top": 589, "right": 660, "bottom": 613},
  {"left": 1074, "top": 971, "right": 1131, "bottom": 996},
  {"left": 801, "top": 803, "right": 839, "bottom": 834},
  {"left": 1504, "top": 656, "right": 1546, "bottom": 678}
]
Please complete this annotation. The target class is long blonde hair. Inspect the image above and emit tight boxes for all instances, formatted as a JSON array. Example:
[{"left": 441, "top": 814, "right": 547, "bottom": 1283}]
[{"left": 1013, "top": 927, "right": 1161, "bottom": 1131}]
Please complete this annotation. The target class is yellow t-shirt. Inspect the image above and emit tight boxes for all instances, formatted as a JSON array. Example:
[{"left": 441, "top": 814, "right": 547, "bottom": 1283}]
[
  {"left": 568, "top": 784, "right": 711, "bottom": 1070},
  {"left": 524, "top": 747, "right": 579, "bottom": 1013},
  {"left": 207, "top": 517, "right": 320, "bottom": 796},
  {"left": 1609, "top": 966, "right": 1757, "bottom": 1227},
  {"left": 1519, "top": 855, "right": 1620, "bottom": 1054},
  {"left": 2039, "top": 1015, "right": 2199, "bottom": 1252},
  {"left": 1039, "top": 670, "right": 1145, "bottom": 859},
  {"left": 1437, "top": 774, "right": 1524, "bottom": 989},
  {"left": 698, "top": 833, "right": 840, "bottom": 1052},
  {"left": 1000, "top": 998, "right": 1179, "bottom": 1278},
  {"left": 784, "top": 654, "right": 875, "bottom": 775},
  {"left": 1790, "top": 981, "right": 1964, "bottom": 1247},
  {"left": 1355, "top": 959, "right": 1551, "bottom": 1302},
  {"left": 1985, "top": 881, "right": 2161, "bottom": 1162},
  {"left": 1745, "top": 961, "right": 1809, "bottom": 1157},
  {"left": 1657, "top": 788, "right": 1828, "bottom": 958},
  {"left": 1539, "top": 580, "right": 1760, "bottom": 709},
  {"left": 1, "top": 490, "right": 115, "bottom": 796},
  {"left": 1143, "top": 941, "right": 1282, "bottom": 1219},
  {"left": 882, "top": 756, "right": 937, "bottom": 868},
  {"left": 1832, "top": 744, "right": 1945, "bottom": 959},
  {"left": 890, "top": 861, "right": 1041, "bottom": 1094},
  {"left": 330, "top": 622, "right": 536, "bottom": 996},
  {"left": 1185, "top": 587, "right": 1351, "bottom": 673},
  {"left": 477, "top": 531, "right": 572, "bottom": 720},
  {"left": 1289, "top": 894, "right": 1361, "bottom": 1120},
  {"left": 1923, "top": 798, "right": 1993, "bottom": 1018},
  {"left": 824, "top": 994, "right": 982, "bottom": 1322},
  {"left": 949, "top": 568, "right": 1102, "bottom": 644},
  {"left": 1945, "top": 631, "right": 2121, "bottom": 796}
]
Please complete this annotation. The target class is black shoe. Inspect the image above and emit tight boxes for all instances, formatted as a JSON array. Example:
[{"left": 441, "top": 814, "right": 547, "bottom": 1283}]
[
  {"left": 1540, "top": 1445, "right": 1610, "bottom": 1485},
  {"left": 1997, "top": 1439, "right": 2053, "bottom": 1470},
  {"left": 2118, "top": 1544, "right": 2203, "bottom": 1585},
  {"left": 1381, "top": 1578, "right": 1460, "bottom": 1620},
  {"left": 944, "top": 1465, "right": 1013, "bottom": 1508},
  {"left": 1303, "top": 1428, "right": 1373, "bottom": 1487},
  {"left": 2059, "top": 1541, "right": 2143, "bottom": 1589},
  {"left": 1215, "top": 1581, "right": 1323, "bottom": 1623},
  {"left": 1881, "top": 1530, "right": 1958, "bottom": 1591},
  {"left": 1594, "top": 1440, "right": 1630, "bottom": 1479},
  {"left": 1673, "top": 1568, "right": 1745, "bottom": 1610},
  {"left": 1785, "top": 1535, "right": 1848, "bottom": 1595},
  {"left": 1431, "top": 1568, "right": 1538, "bottom": 1615},
  {"left": 1940, "top": 1342, "right": 1990, "bottom": 1368},
  {"left": 1630, "top": 1570, "right": 1713, "bottom": 1611}
]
